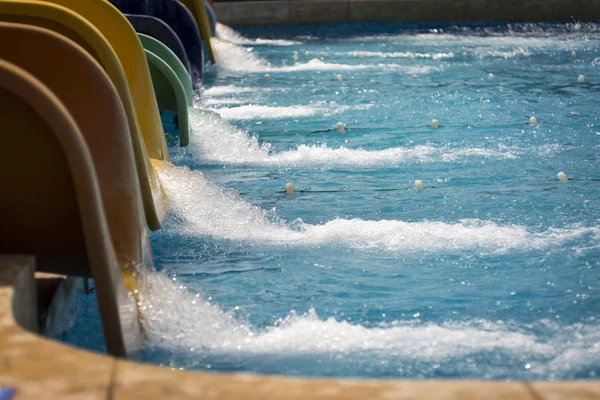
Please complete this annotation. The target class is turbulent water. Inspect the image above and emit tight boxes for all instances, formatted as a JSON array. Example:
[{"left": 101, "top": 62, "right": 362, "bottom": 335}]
[
  {"left": 156, "top": 162, "right": 598, "bottom": 254},
  {"left": 64, "top": 21, "right": 600, "bottom": 379}
]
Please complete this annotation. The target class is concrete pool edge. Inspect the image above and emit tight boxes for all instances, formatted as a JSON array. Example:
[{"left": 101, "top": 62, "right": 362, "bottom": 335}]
[
  {"left": 2, "top": 255, "right": 600, "bottom": 399},
  {"left": 214, "top": 0, "right": 600, "bottom": 26}
]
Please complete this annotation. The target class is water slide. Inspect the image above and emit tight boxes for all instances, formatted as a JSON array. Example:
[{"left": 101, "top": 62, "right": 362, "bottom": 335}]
[
  {"left": 109, "top": 0, "right": 206, "bottom": 83},
  {"left": 0, "top": 22, "right": 143, "bottom": 357},
  {"left": 142, "top": 41, "right": 191, "bottom": 146},
  {"left": 0, "top": 0, "right": 215, "bottom": 359},
  {"left": 126, "top": 14, "right": 192, "bottom": 76}
]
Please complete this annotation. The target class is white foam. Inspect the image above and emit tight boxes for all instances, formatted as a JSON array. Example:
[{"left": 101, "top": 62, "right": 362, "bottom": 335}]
[
  {"left": 141, "top": 164, "right": 600, "bottom": 374},
  {"left": 334, "top": 49, "right": 533, "bottom": 59},
  {"left": 275, "top": 58, "right": 427, "bottom": 72},
  {"left": 209, "top": 105, "right": 319, "bottom": 120},
  {"left": 212, "top": 40, "right": 438, "bottom": 74},
  {"left": 203, "top": 98, "right": 246, "bottom": 106},
  {"left": 136, "top": 267, "right": 600, "bottom": 378},
  {"left": 472, "top": 49, "right": 533, "bottom": 58},
  {"left": 156, "top": 162, "right": 600, "bottom": 256},
  {"left": 216, "top": 22, "right": 301, "bottom": 46},
  {"left": 348, "top": 51, "right": 455, "bottom": 60},
  {"left": 353, "top": 49, "right": 532, "bottom": 59},
  {"left": 202, "top": 85, "right": 256, "bottom": 96},
  {"left": 139, "top": 274, "right": 546, "bottom": 357},
  {"left": 177, "top": 108, "right": 516, "bottom": 167},
  {"left": 212, "top": 39, "right": 271, "bottom": 72},
  {"left": 351, "top": 33, "right": 585, "bottom": 50},
  {"left": 201, "top": 85, "right": 286, "bottom": 99},
  {"left": 343, "top": 31, "right": 595, "bottom": 59}
]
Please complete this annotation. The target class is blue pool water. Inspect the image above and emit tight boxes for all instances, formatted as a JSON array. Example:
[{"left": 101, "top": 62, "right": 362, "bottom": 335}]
[{"left": 63, "top": 22, "right": 600, "bottom": 379}]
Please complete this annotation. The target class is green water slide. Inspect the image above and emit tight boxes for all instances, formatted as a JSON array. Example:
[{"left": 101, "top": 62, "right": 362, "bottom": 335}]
[
  {"left": 143, "top": 47, "right": 190, "bottom": 146},
  {"left": 138, "top": 33, "right": 193, "bottom": 105}
]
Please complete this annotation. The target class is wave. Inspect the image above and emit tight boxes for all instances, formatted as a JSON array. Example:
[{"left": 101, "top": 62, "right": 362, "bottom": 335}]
[
  {"left": 203, "top": 98, "right": 246, "bottom": 106},
  {"left": 216, "top": 22, "right": 301, "bottom": 46},
  {"left": 274, "top": 59, "right": 437, "bottom": 73},
  {"left": 137, "top": 265, "right": 600, "bottom": 378},
  {"left": 176, "top": 108, "right": 517, "bottom": 167},
  {"left": 142, "top": 162, "right": 600, "bottom": 376},
  {"left": 346, "top": 49, "right": 533, "bottom": 59},
  {"left": 212, "top": 39, "right": 271, "bottom": 72},
  {"left": 202, "top": 85, "right": 257, "bottom": 96},
  {"left": 349, "top": 50, "right": 455, "bottom": 60},
  {"left": 201, "top": 85, "right": 288, "bottom": 98},
  {"left": 156, "top": 162, "right": 599, "bottom": 256},
  {"left": 212, "top": 40, "right": 438, "bottom": 74},
  {"left": 209, "top": 104, "right": 319, "bottom": 120},
  {"left": 349, "top": 32, "right": 593, "bottom": 49}
]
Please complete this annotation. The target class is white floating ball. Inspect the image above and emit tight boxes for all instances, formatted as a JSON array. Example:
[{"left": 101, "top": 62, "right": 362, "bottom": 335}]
[
  {"left": 578, "top": 74, "right": 585, "bottom": 82},
  {"left": 336, "top": 74, "right": 343, "bottom": 81},
  {"left": 488, "top": 73, "right": 494, "bottom": 79},
  {"left": 414, "top": 180, "right": 424, "bottom": 190},
  {"left": 264, "top": 73, "right": 271, "bottom": 80},
  {"left": 431, "top": 119, "right": 439, "bottom": 128},
  {"left": 529, "top": 116, "right": 537, "bottom": 125},
  {"left": 557, "top": 172, "right": 568, "bottom": 183},
  {"left": 462, "top": 51, "right": 468, "bottom": 58},
  {"left": 285, "top": 182, "right": 294, "bottom": 194},
  {"left": 412, "top": 74, "right": 418, "bottom": 79},
  {"left": 292, "top": 54, "right": 299, "bottom": 62},
  {"left": 336, "top": 122, "right": 346, "bottom": 133},
  {"left": 571, "top": 51, "right": 577, "bottom": 58},
  {"left": 358, "top": 52, "right": 365, "bottom": 59}
]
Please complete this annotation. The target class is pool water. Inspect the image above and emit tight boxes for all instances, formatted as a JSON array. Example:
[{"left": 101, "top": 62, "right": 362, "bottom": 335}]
[{"left": 63, "top": 22, "right": 600, "bottom": 379}]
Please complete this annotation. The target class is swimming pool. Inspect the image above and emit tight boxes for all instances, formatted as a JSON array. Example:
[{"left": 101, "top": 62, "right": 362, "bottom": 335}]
[{"left": 63, "top": 21, "right": 600, "bottom": 379}]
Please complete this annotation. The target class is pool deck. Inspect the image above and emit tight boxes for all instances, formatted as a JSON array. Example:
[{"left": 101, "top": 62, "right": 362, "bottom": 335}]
[
  {"left": 2, "top": 254, "right": 600, "bottom": 399},
  {"left": 214, "top": 0, "right": 600, "bottom": 26}
]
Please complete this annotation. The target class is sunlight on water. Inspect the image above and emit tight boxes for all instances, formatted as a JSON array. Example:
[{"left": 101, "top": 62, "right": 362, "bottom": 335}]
[
  {"left": 136, "top": 259, "right": 600, "bottom": 379},
  {"left": 156, "top": 162, "right": 599, "bottom": 254},
  {"left": 65, "top": 21, "right": 600, "bottom": 379},
  {"left": 217, "top": 22, "right": 301, "bottom": 46},
  {"left": 172, "top": 108, "right": 519, "bottom": 167},
  {"left": 212, "top": 39, "right": 439, "bottom": 73}
]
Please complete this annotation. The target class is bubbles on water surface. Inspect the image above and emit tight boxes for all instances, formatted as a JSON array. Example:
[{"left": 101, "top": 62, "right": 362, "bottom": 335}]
[
  {"left": 142, "top": 23, "right": 600, "bottom": 378},
  {"left": 174, "top": 107, "right": 519, "bottom": 167},
  {"left": 155, "top": 163, "right": 600, "bottom": 256}
]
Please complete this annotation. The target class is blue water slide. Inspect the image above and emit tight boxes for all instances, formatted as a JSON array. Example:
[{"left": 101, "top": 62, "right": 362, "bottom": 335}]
[
  {"left": 204, "top": 0, "right": 216, "bottom": 37},
  {"left": 109, "top": 0, "right": 204, "bottom": 84},
  {"left": 126, "top": 14, "right": 192, "bottom": 76}
]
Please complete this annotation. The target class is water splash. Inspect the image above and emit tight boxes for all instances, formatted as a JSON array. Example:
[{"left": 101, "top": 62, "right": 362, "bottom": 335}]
[
  {"left": 202, "top": 85, "right": 257, "bottom": 96},
  {"left": 212, "top": 40, "right": 439, "bottom": 74},
  {"left": 173, "top": 108, "right": 517, "bottom": 167},
  {"left": 136, "top": 265, "right": 600, "bottom": 378},
  {"left": 348, "top": 50, "right": 456, "bottom": 60},
  {"left": 217, "top": 22, "right": 301, "bottom": 46},
  {"left": 346, "top": 49, "right": 533, "bottom": 59},
  {"left": 209, "top": 104, "right": 320, "bottom": 120},
  {"left": 155, "top": 162, "right": 599, "bottom": 255}
]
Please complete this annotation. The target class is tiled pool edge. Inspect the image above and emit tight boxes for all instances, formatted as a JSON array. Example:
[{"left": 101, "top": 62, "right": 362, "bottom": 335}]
[
  {"left": 1, "top": 255, "right": 600, "bottom": 399},
  {"left": 214, "top": 0, "right": 599, "bottom": 26}
]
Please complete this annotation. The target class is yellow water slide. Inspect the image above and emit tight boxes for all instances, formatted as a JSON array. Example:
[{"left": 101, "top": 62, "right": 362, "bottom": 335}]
[
  {"left": 0, "top": 0, "right": 213, "bottom": 357},
  {"left": 0, "top": 23, "right": 143, "bottom": 356},
  {"left": 36, "top": 0, "right": 170, "bottom": 162},
  {"left": 0, "top": 0, "right": 168, "bottom": 230}
]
